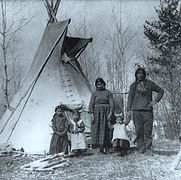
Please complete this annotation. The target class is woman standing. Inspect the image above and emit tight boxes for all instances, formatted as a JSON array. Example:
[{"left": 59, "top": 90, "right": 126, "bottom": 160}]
[{"left": 89, "top": 78, "right": 115, "bottom": 154}]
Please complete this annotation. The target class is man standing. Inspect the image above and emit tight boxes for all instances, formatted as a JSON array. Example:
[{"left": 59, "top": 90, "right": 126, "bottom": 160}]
[{"left": 126, "top": 67, "right": 164, "bottom": 153}]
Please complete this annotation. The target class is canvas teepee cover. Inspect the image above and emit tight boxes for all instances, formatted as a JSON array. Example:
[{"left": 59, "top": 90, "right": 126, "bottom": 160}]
[{"left": 0, "top": 18, "right": 92, "bottom": 154}]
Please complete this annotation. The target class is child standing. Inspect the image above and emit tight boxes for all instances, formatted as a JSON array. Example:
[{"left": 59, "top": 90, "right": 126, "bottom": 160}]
[
  {"left": 69, "top": 110, "right": 86, "bottom": 157},
  {"left": 109, "top": 114, "right": 130, "bottom": 157},
  {"left": 49, "top": 105, "right": 69, "bottom": 155}
]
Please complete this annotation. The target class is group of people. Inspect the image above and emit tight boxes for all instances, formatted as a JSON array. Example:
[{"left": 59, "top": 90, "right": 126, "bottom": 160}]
[
  {"left": 49, "top": 106, "right": 86, "bottom": 157},
  {"left": 49, "top": 67, "right": 164, "bottom": 157}
]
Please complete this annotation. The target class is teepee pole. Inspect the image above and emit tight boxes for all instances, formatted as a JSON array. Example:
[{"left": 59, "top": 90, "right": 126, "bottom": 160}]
[
  {"left": 50, "top": 0, "right": 54, "bottom": 9},
  {"left": 2, "top": 24, "right": 69, "bottom": 140},
  {"left": 43, "top": 1, "right": 52, "bottom": 20},
  {"left": 45, "top": 0, "right": 57, "bottom": 23},
  {"left": 54, "top": 0, "right": 61, "bottom": 17},
  {"left": 43, "top": 0, "right": 61, "bottom": 23}
]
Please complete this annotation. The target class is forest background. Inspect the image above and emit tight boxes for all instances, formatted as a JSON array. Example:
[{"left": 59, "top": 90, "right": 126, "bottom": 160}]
[{"left": 0, "top": 0, "right": 180, "bottom": 140}]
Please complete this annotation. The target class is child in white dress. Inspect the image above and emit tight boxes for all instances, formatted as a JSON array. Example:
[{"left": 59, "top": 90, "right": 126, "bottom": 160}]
[
  {"left": 109, "top": 114, "right": 130, "bottom": 156},
  {"left": 69, "top": 110, "right": 86, "bottom": 157}
]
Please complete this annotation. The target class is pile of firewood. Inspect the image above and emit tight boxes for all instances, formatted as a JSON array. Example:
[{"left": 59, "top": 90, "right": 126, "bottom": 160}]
[
  {"left": 0, "top": 142, "right": 25, "bottom": 158},
  {"left": 20, "top": 153, "right": 69, "bottom": 171}
]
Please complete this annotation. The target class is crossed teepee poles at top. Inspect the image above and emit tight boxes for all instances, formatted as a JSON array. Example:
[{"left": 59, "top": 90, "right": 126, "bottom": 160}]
[{"left": 43, "top": 0, "right": 62, "bottom": 23}]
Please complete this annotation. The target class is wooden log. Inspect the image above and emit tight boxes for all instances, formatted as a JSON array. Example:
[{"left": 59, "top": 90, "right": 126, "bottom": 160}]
[
  {"left": 36, "top": 161, "right": 67, "bottom": 171},
  {"left": 20, "top": 159, "right": 67, "bottom": 171},
  {"left": 41, "top": 152, "right": 64, "bottom": 162},
  {"left": 0, "top": 150, "right": 11, "bottom": 155},
  {"left": 50, "top": 161, "right": 67, "bottom": 170},
  {"left": 0, "top": 153, "right": 7, "bottom": 157},
  {"left": 47, "top": 156, "right": 64, "bottom": 164},
  {"left": 42, "top": 159, "right": 67, "bottom": 169},
  {"left": 12, "top": 153, "right": 23, "bottom": 158},
  {"left": 20, "top": 153, "right": 65, "bottom": 171},
  {"left": 0, "top": 150, "right": 27, "bottom": 156},
  {"left": 12, "top": 150, "right": 27, "bottom": 155},
  {"left": 53, "top": 0, "right": 61, "bottom": 16},
  {"left": 20, "top": 160, "right": 48, "bottom": 170}
]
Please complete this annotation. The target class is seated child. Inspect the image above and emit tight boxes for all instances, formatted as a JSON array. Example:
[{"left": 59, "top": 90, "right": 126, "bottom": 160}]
[
  {"left": 109, "top": 113, "right": 130, "bottom": 157},
  {"left": 69, "top": 110, "right": 86, "bottom": 157},
  {"left": 49, "top": 105, "right": 69, "bottom": 155}
]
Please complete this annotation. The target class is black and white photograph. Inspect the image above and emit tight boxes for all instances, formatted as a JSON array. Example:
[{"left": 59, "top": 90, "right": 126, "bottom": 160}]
[{"left": 0, "top": 0, "right": 181, "bottom": 179}]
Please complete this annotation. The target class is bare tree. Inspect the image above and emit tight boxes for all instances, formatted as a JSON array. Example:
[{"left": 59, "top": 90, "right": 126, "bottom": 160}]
[
  {"left": 70, "top": 14, "right": 103, "bottom": 89},
  {"left": 0, "top": 0, "right": 33, "bottom": 115},
  {"left": 106, "top": 3, "right": 140, "bottom": 113}
]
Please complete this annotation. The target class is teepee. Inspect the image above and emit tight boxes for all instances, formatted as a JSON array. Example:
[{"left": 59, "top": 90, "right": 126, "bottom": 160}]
[{"left": 0, "top": 0, "right": 92, "bottom": 154}]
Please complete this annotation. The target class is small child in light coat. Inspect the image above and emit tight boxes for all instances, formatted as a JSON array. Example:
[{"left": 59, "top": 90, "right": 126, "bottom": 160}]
[
  {"left": 49, "top": 105, "right": 69, "bottom": 155},
  {"left": 69, "top": 110, "right": 86, "bottom": 157},
  {"left": 109, "top": 114, "right": 130, "bottom": 157}
]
